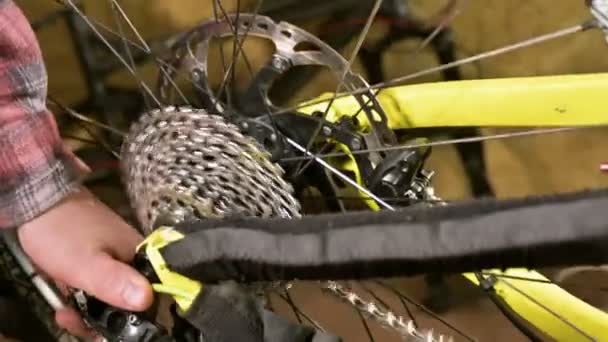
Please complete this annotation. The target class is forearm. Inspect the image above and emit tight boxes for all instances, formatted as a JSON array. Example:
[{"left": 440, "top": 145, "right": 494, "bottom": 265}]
[{"left": 0, "top": 0, "right": 89, "bottom": 228}]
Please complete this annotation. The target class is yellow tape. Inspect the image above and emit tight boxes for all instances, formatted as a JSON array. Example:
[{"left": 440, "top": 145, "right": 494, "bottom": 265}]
[{"left": 137, "top": 227, "right": 203, "bottom": 311}]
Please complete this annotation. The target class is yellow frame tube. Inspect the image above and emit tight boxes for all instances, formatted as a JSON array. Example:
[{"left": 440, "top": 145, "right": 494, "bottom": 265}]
[
  {"left": 464, "top": 270, "right": 608, "bottom": 341},
  {"left": 300, "top": 72, "right": 608, "bottom": 129},
  {"left": 298, "top": 72, "right": 608, "bottom": 341}
]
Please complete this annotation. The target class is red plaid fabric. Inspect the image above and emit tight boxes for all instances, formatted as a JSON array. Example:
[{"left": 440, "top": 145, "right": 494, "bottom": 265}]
[{"left": 0, "top": 0, "right": 88, "bottom": 228}]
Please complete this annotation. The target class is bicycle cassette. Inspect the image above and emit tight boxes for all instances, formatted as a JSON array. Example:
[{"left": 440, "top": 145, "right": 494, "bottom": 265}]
[{"left": 120, "top": 106, "right": 301, "bottom": 233}]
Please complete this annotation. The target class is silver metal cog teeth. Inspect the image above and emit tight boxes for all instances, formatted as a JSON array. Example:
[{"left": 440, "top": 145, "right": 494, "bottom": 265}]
[{"left": 120, "top": 105, "right": 301, "bottom": 233}]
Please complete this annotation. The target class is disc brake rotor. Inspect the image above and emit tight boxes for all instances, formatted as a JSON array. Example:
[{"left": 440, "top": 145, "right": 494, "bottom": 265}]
[
  {"left": 157, "top": 13, "right": 397, "bottom": 154},
  {"left": 120, "top": 106, "right": 301, "bottom": 233}
]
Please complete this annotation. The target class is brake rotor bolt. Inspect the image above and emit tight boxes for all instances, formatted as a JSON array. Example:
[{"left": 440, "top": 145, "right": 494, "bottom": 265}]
[
  {"left": 322, "top": 126, "right": 332, "bottom": 136},
  {"left": 128, "top": 314, "right": 141, "bottom": 326},
  {"left": 272, "top": 56, "right": 289, "bottom": 71},
  {"left": 192, "top": 70, "right": 202, "bottom": 82}
]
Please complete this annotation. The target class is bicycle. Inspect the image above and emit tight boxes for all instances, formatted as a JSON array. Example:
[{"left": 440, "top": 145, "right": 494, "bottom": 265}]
[{"left": 2, "top": 0, "right": 608, "bottom": 341}]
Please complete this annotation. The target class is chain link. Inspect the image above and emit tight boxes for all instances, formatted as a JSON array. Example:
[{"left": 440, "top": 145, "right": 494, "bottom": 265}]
[{"left": 323, "top": 281, "right": 453, "bottom": 342}]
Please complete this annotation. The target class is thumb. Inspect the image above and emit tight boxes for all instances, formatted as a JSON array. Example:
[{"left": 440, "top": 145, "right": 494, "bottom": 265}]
[{"left": 70, "top": 253, "right": 154, "bottom": 311}]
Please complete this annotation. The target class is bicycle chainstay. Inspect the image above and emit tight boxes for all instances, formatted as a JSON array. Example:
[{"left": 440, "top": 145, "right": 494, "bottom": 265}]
[{"left": 112, "top": 106, "right": 452, "bottom": 342}]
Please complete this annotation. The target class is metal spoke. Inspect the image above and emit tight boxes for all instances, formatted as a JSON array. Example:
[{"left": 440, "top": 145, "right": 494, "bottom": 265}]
[
  {"left": 108, "top": 0, "right": 151, "bottom": 53},
  {"left": 277, "top": 21, "right": 593, "bottom": 116},
  {"left": 480, "top": 272, "right": 554, "bottom": 284},
  {"left": 415, "top": 0, "right": 467, "bottom": 55},
  {"left": 109, "top": 0, "right": 153, "bottom": 110},
  {"left": 60, "top": 0, "right": 162, "bottom": 108},
  {"left": 48, "top": 96, "right": 127, "bottom": 139},
  {"left": 356, "top": 309, "right": 377, "bottom": 342},
  {"left": 279, "top": 126, "right": 598, "bottom": 162},
  {"left": 293, "top": 0, "right": 384, "bottom": 176},
  {"left": 286, "top": 137, "right": 395, "bottom": 210},
  {"left": 282, "top": 285, "right": 303, "bottom": 324},
  {"left": 376, "top": 281, "right": 475, "bottom": 342},
  {"left": 274, "top": 289, "right": 326, "bottom": 331},
  {"left": 351, "top": 283, "right": 377, "bottom": 342},
  {"left": 76, "top": 121, "right": 121, "bottom": 159},
  {"left": 211, "top": 0, "right": 262, "bottom": 108},
  {"left": 212, "top": 0, "right": 233, "bottom": 109},
  {"left": 493, "top": 276, "right": 596, "bottom": 341},
  {"left": 350, "top": 0, "right": 468, "bottom": 120},
  {"left": 55, "top": 6, "right": 191, "bottom": 105},
  {"left": 61, "top": 133, "right": 99, "bottom": 146}
]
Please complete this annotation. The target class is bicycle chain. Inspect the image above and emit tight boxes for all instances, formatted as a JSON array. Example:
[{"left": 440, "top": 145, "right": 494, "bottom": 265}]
[{"left": 323, "top": 281, "right": 453, "bottom": 342}]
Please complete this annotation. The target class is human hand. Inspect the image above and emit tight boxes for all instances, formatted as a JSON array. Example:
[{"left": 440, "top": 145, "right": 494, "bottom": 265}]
[{"left": 17, "top": 187, "right": 154, "bottom": 338}]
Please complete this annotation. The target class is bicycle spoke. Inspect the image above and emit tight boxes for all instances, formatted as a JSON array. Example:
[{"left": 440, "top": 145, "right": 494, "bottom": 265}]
[
  {"left": 107, "top": 0, "right": 151, "bottom": 53},
  {"left": 376, "top": 281, "right": 475, "bottom": 342},
  {"left": 109, "top": 0, "right": 153, "bottom": 111},
  {"left": 293, "top": 0, "right": 384, "bottom": 176},
  {"left": 489, "top": 275, "right": 596, "bottom": 341},
  {"left": 229, "top": 0, "right": 241, "bottom": 110},
  {"left": 213, "top": 0, "right": 265, "bottom": 109},
  {"left": 57, "top": 7, "right": 192, "bottom": 105},
  {"left": 76, "top": 121, "right": 120, "bottom": 159},
  {"left": 280, "top": 126, "right": 599, "bottom": 162},
  {"left": 350, "top": 0, "right": 468, "bottom": 120},
  {"left": 278, "top": 21, "right": 593, "bottom": 116},
  {"left": 48, "top": 96, "right": 127, "bottom": 138},
  {"left": 350, "top": 283, "right": 377, "bottom": 342},
  {"left": 414, "top": 0, "right": 467, "bottom": 55},
  {"left": 286, "top": 137, "right": 394, "bottom": 210},
  {"left": 274, "top": 287, "right": 326, "bottom": 331},
  {"left": 480, "top": 272, "right": 554, "bottom": 284},
  {"left": 61, "top": 134, "right": 99, "bottom": 146},
  {"left": 212, "top": 0, "right": 233, "bottom": 109},
  {"left": 70, "top": 13, "right": 195, "bottom": 104},
  {"left": 59, "top": 0, "right": 162, "bottom": 108}
]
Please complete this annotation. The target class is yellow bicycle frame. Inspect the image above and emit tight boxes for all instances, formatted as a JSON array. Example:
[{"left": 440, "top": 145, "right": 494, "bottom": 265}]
[{"left": 299, "top": 72, "right": 608, "bottom": 341}]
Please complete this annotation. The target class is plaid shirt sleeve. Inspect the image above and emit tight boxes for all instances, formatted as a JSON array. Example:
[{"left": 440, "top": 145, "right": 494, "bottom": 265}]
[{"left": 0, "top": 0, "right": 89, "bottom": 228}]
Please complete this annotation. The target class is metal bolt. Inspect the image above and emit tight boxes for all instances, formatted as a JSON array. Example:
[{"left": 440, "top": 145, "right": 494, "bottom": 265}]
[
  {"left": 322, "top": 126, "right": 332, "bottom": 136},
  {"left": 128, "top": 314, "right": 141, "bottom": 326},
  {"left": 272, "top": 56, "right": 289, "bottom": 71},
  {"left": 241, "top": 122, "right": 249, "bottom": 130},
  {"left": 351, "top": 138, "right": 361, "bottom": 150},
  {"left": 420, "top": 169, "right": 435, "bottom": 179},
  {"left": 270, "top": 133, "right": 278, "bottom": 142},
  {"left": 192, "top": 69, "right": 202, "bottom": 82}
]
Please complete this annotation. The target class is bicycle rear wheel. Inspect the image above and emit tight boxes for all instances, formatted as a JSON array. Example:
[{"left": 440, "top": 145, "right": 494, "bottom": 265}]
[{"left": 21, "top": 0, "right": 608, "bottom": 341}]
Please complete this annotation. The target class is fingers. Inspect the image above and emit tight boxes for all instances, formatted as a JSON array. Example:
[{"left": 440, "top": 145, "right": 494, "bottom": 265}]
[
  {"left": 55, "top": 308, "right": 97, "bottom": 339},
  {"left": 65, "top": 253, "right": 154, "bottom": 312}
]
